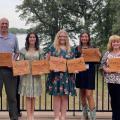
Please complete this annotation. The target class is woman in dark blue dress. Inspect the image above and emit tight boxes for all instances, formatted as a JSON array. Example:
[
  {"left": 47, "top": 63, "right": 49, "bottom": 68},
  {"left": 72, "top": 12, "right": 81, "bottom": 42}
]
[{"left": 75, "top": 31, "right": 101, "bottom": 120}]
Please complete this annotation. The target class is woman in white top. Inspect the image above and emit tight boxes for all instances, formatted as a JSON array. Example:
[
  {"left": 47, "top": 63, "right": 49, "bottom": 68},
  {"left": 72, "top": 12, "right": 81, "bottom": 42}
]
[{"left": 100, "top": 35, "right": 120, "bottom": 120}]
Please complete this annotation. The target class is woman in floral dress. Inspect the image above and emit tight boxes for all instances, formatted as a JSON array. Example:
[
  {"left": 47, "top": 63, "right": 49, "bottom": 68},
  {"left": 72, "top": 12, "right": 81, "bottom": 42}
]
[
  {"left": 46, "top": 30, "right": 76, "bottom": 120},
  {"left": 19, "top": 32, "right": 42, "bottom": 120}
]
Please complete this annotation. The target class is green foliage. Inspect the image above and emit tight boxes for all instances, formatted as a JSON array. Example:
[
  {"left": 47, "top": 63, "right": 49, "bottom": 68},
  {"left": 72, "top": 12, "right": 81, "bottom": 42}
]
[
  {"left": 16, "top": 0, "right": 120, "bottom": 52},
  {"left": 91, "top": 0, "right": 120, "bottom": 50},
  {"left": 110, "top": 0, "right": 120, "bottom": 34}
]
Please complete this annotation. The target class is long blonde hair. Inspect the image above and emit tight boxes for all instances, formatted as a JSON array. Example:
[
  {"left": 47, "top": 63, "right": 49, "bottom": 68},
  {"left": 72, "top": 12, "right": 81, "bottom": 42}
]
[
  {"left": 107, "top": 35, "right": 120, "bottom": 51},
  {"left": 53, "top": 29, "right": 71, "bottom": 53}
]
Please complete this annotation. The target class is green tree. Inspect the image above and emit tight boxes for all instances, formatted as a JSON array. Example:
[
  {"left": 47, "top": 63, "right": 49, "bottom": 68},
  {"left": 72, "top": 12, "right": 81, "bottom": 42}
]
[
  {"left": 91, "top": 0, "right": 120, "bottom": 50},
  {"left": 16, "top": 0, "right": 120, "bottom": 52},
  {"left": 16, "top": 0, "right": 102, "bottom": 50},
  {"left": 110, "top": 0, "right": 120, "bottom": 34}
]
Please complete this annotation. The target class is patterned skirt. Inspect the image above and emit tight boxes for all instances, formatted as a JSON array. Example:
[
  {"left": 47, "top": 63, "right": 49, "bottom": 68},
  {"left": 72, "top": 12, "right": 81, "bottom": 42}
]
[
  {"left": 46, "top": 72, "right": 76, "bottom": 96},
  {"left": 19, "top": 74, "right": 42, "bottom": 97}
]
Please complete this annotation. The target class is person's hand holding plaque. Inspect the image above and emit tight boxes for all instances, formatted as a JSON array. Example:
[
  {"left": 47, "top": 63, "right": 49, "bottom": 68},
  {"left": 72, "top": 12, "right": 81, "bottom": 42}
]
[
  {"left": 0, "top": 53, "right": 12, "bottom": 67},
  {"left": 82, "top": 48, "right": 101, "bottom": 62},
  {"left": 103, "top": 66, "right": 112, "bottom": 73},
  {"left": 12, "top": 60, "right": 30, "bottom": 76},
  {"left": 107, "top": 58, "right": 120, "bottom": 73},
  {"left": 49, "top": 56, "right": 67, "bottom": 72},
  {"left": 67, "top": 57, "right": 86, "bottom": 73},
  {"left": 32, "top": 60, "right": 50, "bottom": 75}
]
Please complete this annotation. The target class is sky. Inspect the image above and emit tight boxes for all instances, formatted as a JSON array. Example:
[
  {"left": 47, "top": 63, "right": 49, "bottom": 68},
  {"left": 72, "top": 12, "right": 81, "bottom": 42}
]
[{"left": 0, "top": 0, "right": 28, "bottom": 28}]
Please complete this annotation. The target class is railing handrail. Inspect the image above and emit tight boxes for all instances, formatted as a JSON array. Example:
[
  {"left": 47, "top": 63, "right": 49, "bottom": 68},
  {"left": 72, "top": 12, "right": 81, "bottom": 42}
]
[{"left": 0, "top": 64, "right": 111, "bottom": 113}]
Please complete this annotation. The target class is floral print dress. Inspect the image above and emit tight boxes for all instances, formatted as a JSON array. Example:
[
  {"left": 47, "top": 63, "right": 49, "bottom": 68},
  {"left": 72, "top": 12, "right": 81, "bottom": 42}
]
[
  {"left": 100, "top": 51, "right": 120, "bottom": 84},
  {"left": 18, "top": 48, "right": 42, "bottom": 97},
  {"left": 46, "top": 46, "right": 76, "bottom": 96}
]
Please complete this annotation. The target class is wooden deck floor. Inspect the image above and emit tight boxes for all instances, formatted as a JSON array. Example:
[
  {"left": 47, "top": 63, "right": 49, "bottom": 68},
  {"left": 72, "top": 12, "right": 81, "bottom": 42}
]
[{"left": 0, "top": 112, "right": 112, "bottom": 120}]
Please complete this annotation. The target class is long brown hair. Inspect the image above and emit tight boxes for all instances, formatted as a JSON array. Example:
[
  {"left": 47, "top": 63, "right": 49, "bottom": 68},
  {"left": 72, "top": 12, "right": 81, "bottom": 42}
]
[
  {"left": 79, "top": 31, "right": 91, "bottom": 47},
  {"left": 25, "top": 32, "right": 39, "bottom": 51}
]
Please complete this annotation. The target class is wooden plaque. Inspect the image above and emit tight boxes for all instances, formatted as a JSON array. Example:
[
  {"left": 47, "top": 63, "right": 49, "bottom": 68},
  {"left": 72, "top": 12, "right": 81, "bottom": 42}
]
[
  {"left": 67, "top": 57, "right": 86, "bottom": 73},
  {"left": 32, "top": 60, "right": 50, "bottom": 75},
  {"left": 82, "top": 48, "right": 100, "bottom": 62},
  {"left": 49, "top": 56, "right": 67, "bottom": 72},
  {"left": 108, "top": 58, "right": 120, "bottom": 72},
  {"left": 12, "top": 60, "right": 30, "bottom": 76},
  {"left": 0, "top": 53, "right": 12, "bottom": 67}
]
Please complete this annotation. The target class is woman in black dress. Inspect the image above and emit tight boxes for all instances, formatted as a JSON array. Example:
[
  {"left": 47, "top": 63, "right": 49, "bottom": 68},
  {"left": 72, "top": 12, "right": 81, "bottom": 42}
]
[{"left": 75, "top": 31, "right": 101, "bottom": 120}]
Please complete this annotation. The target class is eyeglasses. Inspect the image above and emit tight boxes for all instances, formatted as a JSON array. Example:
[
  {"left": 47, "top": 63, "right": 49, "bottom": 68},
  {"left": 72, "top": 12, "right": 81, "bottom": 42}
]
[
  {"left": 1, "top": 22, "right": 8, "bottom": 25},
  {"left": 59, "top": 36, "right": 67, "bottom": 38}
]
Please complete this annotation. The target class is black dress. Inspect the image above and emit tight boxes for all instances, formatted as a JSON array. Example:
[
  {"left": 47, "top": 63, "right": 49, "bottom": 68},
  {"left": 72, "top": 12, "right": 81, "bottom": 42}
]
[{"left": 75, "top": 46, "right": 96, "bottom": 90}]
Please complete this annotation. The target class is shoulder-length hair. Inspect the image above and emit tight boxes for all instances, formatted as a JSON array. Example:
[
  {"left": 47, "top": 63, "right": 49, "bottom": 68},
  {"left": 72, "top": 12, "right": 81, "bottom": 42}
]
[
  {"left": 79, "top": 31, "right": 91, "bottom": 47},
  {"left": 53, "top": 29, "right": 71, "bottom": 53},
  {"left": 25, "top": 32, "right": 39, "bottom": 51},
  {"left": 107, "top": 35, "right": 120, "bottom": 51}
]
